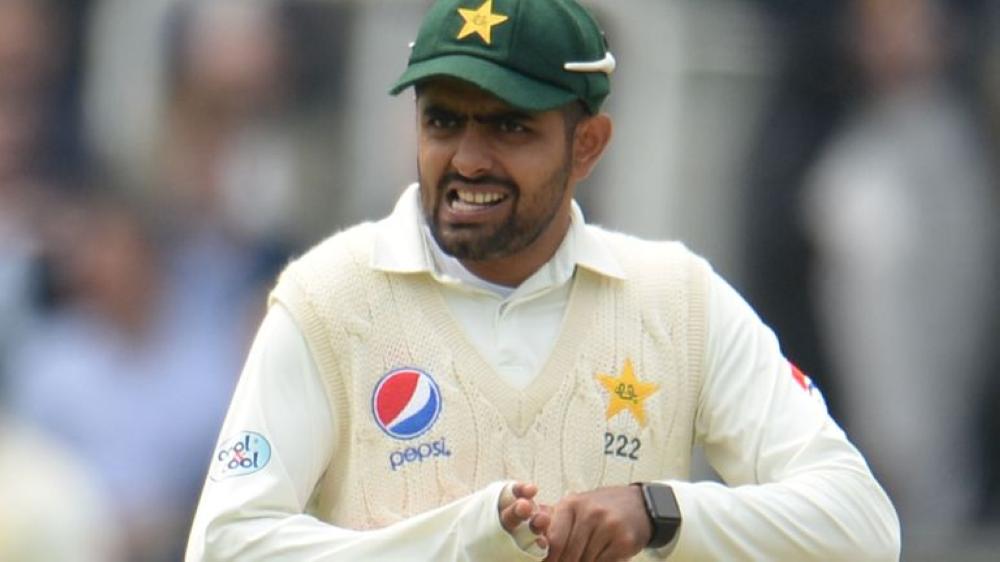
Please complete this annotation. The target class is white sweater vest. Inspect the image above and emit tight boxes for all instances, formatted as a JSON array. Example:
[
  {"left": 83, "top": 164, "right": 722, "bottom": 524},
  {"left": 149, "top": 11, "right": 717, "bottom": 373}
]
[{"left": 270, "top": 222, "right": 709, "bottom": 532}]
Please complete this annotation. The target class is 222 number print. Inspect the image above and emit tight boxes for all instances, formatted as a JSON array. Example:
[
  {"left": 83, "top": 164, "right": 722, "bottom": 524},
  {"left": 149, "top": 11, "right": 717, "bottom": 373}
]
[{"left": 604, "top": 432, "right": 641, "bottom": 460}]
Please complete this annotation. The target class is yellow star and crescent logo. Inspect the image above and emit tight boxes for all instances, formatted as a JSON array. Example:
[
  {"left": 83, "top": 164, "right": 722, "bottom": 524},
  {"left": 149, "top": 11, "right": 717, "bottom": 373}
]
[
  {"left": 596, "top": 359, "right": 660, "bottom": 427},
  {"left": 456, "top": 0, "right": 509, "bottom": 45}
]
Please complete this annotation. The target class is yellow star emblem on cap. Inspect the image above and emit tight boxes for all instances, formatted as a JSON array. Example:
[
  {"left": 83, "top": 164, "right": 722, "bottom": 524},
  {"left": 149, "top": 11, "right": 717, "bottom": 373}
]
[
  {"left": 596, "top": 359, "right": 660, "bottom": 427},
  {"left": 457, "top": 0, "right": 509, "bottom": 45}
]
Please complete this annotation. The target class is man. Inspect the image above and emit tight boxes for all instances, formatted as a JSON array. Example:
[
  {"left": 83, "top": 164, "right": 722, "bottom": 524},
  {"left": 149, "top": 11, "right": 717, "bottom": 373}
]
[{"left": 187, "top": 1, "right": 900, "bottom": 560}]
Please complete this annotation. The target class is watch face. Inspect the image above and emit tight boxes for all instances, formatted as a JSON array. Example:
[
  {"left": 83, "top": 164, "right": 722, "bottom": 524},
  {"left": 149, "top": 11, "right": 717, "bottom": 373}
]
[
  {"left": 647, "top": 483, "right": 681, "bottom": 521},
  {"left": 642, "top": 483, "right": 682, "bottom": 549}
]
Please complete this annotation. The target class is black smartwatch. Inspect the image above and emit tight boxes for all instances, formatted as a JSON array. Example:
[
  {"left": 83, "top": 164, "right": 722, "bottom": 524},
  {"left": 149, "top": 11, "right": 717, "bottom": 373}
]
[{"left": 635, "top": 482, "right": 682, "bottom": 549}]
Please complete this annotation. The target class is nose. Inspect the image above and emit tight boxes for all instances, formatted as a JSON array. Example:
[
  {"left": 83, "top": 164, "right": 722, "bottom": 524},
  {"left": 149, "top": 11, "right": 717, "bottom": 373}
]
[{"left": 451, "top": 124, "right": 492, "bottom": 178}]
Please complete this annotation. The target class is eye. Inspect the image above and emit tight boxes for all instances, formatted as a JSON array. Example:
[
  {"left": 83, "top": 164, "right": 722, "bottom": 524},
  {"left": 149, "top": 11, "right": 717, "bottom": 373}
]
[
  {"left": 428, "top": 116, "right": 459, "bottom": 130},
  {"left": 497, "top": 119, "right": 527, "bottom": 134}
]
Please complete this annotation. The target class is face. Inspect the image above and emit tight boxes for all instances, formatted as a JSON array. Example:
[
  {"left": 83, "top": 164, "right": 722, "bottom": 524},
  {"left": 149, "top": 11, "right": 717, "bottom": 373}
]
[{"left": 416, "top": 79, "right": 577, "bottom": 263}]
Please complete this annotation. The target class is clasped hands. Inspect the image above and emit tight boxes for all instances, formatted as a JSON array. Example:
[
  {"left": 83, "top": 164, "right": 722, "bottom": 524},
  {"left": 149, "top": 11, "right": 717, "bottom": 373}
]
[{"left": 499, "top": 482, "right": 652, "bottom": 562}]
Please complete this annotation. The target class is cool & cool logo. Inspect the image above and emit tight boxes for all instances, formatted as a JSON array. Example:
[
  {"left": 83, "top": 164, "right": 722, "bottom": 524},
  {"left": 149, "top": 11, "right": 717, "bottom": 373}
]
[{"left": 211, "top": 431, "right": 271, "bottom": 480}]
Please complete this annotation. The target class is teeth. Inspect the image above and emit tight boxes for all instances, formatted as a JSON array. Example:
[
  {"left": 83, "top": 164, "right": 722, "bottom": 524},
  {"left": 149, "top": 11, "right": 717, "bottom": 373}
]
[{"left": 456, "top": 190, "right": 505, "bottom": 205}]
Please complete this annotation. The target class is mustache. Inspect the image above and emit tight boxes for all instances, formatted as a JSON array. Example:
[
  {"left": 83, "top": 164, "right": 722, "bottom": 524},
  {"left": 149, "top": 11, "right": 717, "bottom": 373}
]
[{"left": 438, "top": 172, "right": 518, "bottom": 192}]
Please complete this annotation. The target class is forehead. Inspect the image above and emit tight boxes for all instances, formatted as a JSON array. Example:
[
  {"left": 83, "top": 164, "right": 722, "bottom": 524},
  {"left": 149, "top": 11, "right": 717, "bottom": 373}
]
[{"left": 417, "top": 78, "right": 536, "bottom": 115}]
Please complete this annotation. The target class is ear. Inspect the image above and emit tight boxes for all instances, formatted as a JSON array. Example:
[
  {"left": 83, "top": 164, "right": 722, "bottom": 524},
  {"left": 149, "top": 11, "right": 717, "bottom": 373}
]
[{"left": 569, "top": 113, "right": 613, "bottom": 184}]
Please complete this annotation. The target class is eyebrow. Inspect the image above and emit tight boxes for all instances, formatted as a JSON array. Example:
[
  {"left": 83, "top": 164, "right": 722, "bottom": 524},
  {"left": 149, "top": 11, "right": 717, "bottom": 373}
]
[
  {"left": 422, "top": 105, "right": 465, "bottom": 123},
  {"left": 475, "top": 110, "right": 534, "bottom": 126}
]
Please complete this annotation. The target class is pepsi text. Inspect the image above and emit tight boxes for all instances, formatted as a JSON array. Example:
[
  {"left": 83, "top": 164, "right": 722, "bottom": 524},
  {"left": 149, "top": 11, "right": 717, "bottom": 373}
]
[{"left": 389, "top": 436, "right": 452, "bottom": 471}]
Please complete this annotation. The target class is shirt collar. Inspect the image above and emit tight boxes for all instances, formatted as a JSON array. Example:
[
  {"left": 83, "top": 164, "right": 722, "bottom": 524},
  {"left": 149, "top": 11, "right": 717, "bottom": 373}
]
[
  {"left": 371, "top": 183, "right": 626, "bottom": 283},
  {"left": 370, "top": 184, "right": 433, "bottom": 274}
]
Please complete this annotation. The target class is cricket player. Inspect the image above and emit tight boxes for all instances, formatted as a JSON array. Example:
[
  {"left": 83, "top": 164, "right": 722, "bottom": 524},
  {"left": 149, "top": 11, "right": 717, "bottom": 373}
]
[{"left": 187, "top": 1, "right": 900, "bottom": 560}]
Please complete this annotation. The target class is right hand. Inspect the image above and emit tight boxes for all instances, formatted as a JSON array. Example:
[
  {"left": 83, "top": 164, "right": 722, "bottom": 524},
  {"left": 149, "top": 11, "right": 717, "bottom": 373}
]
[{"left": 499, "top": 482, "right": 552, "bottom": 549}]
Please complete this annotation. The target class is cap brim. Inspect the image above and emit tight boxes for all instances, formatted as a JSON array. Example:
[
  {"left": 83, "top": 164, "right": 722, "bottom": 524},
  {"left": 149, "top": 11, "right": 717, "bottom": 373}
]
[{"left": 389, "top": 54, "right": 577, "bottom": 112}]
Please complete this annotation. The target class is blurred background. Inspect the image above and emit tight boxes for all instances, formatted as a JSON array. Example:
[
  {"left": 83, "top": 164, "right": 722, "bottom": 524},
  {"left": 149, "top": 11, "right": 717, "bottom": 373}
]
[{"left": 0, "top": 0, "right": 997, "bottom": 560}]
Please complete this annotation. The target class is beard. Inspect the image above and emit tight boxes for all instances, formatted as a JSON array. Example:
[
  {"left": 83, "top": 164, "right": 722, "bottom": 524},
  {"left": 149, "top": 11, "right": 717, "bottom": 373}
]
[{"left": 421, "top": 162, "right": 572, "bottom": 262}]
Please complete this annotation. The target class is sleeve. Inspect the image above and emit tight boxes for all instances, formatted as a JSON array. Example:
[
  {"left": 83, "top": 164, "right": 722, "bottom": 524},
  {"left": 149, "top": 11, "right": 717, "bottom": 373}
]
[
  {"left": 185, "top": 305, "right": 543, "bottom": 562},
  {"left": 662, "top": 271, "right": 901, "bottom": 561}
]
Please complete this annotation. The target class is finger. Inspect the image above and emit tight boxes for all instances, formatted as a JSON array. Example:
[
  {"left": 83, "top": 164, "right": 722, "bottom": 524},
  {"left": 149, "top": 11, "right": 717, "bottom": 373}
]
[
  {"left": 561, "top": 521, "right": 590, "bottom": 562},
  {"left": 580, "top": 524, "right": 611, "bottom": 562},
  {"left": 512, "top": 482, "right": 538, "bottom": 501},
  {"left": 499, "top": 483, "right": 516, "bottom": 511},
  {"left": 500, "top": 497, "right": 535, "bottom": 532},
  {"left": 545, "top": 504, "right": 574, "bottom": 562},
  {"left": 515, "top": 498, "right": 534, "bottom": 520},
  {"left": 529, "top": 509, "right": 551, "bottom": 536},
  {"left": 530, "top": 505, "right": 552, "bottom": 553},
  {"left": 559, "top": 503, "right": 592, "bottom": 562}
]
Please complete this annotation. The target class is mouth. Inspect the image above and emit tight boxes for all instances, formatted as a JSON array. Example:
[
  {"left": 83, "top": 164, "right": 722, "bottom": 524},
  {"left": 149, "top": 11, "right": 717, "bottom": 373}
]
[{"left": 447, "top": 186, "right": 510, "bottom": 213}]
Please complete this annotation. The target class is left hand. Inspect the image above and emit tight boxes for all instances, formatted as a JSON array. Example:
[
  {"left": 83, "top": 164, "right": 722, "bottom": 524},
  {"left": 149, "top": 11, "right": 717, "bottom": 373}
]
[{"left": 543, "top": 485, "right": 651, "bottom": 562}]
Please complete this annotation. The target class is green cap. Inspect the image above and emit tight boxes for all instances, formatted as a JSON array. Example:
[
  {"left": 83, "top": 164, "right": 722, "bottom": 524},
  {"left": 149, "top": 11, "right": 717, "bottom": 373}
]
[{"left": 389, "top": 0, "right": 614, "bottom": 114}]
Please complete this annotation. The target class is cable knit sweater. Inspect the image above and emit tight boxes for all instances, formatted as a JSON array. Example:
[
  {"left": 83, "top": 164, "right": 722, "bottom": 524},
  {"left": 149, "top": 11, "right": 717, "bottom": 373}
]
[{"left": 270, "top": 221, "right": 709, "bottom": 532}]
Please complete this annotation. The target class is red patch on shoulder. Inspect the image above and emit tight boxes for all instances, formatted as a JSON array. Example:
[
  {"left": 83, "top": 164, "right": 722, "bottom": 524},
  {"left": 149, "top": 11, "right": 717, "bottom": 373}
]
[{"left": 790, "top": 362, "right": 810, "bottom": 391}]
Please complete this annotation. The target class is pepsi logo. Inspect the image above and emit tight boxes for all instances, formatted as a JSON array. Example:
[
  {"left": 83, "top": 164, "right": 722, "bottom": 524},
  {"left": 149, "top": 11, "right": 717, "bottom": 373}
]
[{"left": 372, "top": 368, "right": 442, "bottom": 440}]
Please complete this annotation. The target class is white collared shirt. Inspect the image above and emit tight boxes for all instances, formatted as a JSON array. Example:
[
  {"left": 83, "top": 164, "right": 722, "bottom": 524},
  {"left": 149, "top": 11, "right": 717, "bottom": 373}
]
[
  {"left": 370, "top": 185, "right": 624, "bottom": 389},
  {"left": 187, "top": 185, "right": 899, "bottom": 561},
  {"left": 423, "top": 233, "right": 574, "bottom": 390}
]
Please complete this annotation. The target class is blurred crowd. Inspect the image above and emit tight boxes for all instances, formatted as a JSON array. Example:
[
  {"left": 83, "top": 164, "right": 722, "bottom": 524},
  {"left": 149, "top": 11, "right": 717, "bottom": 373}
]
[
  {"left": 742, "top": 1, "right": 1000, "bottom": 558},
  {"left": 0, "top": 0, "right": 997, "bottom": 561},
  {"left": 0, "top": 1, "right": 349, "bottom": 560}
]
